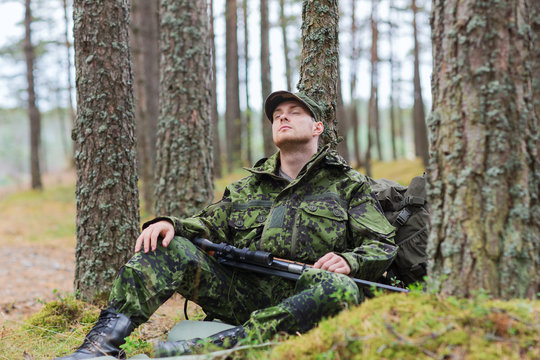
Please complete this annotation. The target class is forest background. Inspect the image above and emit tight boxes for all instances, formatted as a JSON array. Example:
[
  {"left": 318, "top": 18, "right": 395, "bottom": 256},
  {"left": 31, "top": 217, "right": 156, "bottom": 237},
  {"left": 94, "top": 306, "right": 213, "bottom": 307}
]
[{"left": 0, "top": 0, "right": 539, "bottom": 359}]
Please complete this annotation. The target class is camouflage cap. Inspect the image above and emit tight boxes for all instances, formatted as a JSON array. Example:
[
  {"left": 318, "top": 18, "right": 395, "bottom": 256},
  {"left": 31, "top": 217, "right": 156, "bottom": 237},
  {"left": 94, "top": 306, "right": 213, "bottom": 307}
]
[{"left": 264, "top": 90, "right": 323, "bottom": 123}]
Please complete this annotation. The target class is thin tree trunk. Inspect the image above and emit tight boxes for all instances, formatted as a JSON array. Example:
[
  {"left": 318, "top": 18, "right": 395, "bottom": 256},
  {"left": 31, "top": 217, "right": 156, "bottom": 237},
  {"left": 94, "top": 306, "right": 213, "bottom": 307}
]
[
  {"left": 396, "top": 59, "right": 406, "bottom": 157},
  {"left": 367, "top": 0, "right": 379, "bottom": 168},
  {"left": 336, "top": 65, "right": 349, "bottom": 162},
  {"left": 428, "top": 0, "right": 540, "bottom": 299},
  {"left": 280, "top": 0, "right": 293, "bottom": 92},
  {"left": 154, "top": 0, "right": 213, "bottom": 217},
  {"left": 130, "top": 0, "right": 159, "bottom": 215},
  {"left": 62, "top": 0, "right": 76, "bottom": 130},
  {"left": 210, "top": 0, "right": 222, "bottom": 178},
  {"left": 225, "top": 0, "right": 242, "bottom": 171},
  {"left": 370, "top": 0, "right": 382, "bottom": 161},
  {"left": 242, "top": 0, "right": 252, "bottom": 165},
  {"left": 389, "top": 0, "right": 397, "bottom": 160},
  {"left": 24, "top": 0, "right": 42, "bottom": 190},
  {"left": 73, "top": 0, "right": 140, "bottom": 301},
  {"left": 298, "top": 0, "right": 339, "bottom": 146},
  {"left": 350, "top": 0, "right": 361, "bottom": 167},
  {"left": 261, "top": 0, "right": 275, "bottom": 157},
  {"left": 412, "top": 0, "right": 428, "bottom": 166}
]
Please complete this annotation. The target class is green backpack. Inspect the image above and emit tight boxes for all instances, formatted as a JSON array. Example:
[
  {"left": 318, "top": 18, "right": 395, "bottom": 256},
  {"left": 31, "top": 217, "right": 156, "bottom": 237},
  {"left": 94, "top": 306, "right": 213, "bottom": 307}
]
[{"left": 368, "top": 174, "right": 429, "bottom": 286}]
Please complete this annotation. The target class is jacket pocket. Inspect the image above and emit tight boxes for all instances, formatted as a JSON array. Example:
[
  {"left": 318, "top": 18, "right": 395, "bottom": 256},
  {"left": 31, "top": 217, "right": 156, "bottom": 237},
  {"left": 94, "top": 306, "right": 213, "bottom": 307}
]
[
  {"left": 293, "top": 197, "right": 348, "bottom": 262},
  {"left": 228, "top": 201, "right": 271, "bottom": 248}
]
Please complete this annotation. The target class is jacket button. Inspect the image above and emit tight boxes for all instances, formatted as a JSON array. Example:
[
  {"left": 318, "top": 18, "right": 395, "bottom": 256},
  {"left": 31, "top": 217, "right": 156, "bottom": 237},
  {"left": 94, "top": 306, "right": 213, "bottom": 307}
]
[
  {"left": 333, "top": 208, "right": 342, "bottom": 217},
  {"left": 257, "top": 215, "right": 266, "bottom": 222},
  {"left": 235, "top": 219, "right": 244, "bottom": 227},
  {"left": 308, "top": 204, "right": 317, "bottom": 211}
]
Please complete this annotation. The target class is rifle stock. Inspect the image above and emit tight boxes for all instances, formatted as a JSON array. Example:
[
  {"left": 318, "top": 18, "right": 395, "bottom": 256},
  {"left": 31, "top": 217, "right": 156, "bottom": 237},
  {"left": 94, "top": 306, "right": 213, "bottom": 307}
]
[{"left": 192, "top": 238, "right": 409, "bottom": 294}]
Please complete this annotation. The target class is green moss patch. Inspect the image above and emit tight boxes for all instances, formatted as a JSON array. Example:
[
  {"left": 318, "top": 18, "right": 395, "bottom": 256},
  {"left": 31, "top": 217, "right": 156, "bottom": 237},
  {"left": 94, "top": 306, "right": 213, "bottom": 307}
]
[{"left": 269, "top": 291, "right": 540, "bottom": 360}]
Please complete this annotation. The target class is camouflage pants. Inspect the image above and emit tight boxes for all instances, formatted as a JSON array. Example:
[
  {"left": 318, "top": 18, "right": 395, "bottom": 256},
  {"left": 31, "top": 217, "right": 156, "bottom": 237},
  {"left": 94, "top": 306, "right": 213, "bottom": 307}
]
[{"left": 109, "top": 236, "right": 362, "bottom": 338}]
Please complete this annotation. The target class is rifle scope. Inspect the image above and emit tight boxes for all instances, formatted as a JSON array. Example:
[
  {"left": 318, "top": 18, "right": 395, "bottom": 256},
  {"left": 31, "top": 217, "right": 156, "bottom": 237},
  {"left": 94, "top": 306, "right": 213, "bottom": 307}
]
[{"left": 192, "top": 238, "right": 273, "bottom": 266}]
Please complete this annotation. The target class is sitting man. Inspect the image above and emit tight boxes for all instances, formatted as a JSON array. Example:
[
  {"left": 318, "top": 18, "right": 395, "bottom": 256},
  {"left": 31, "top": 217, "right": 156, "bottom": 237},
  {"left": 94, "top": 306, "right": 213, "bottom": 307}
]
[{"left": 56, "top": 90, "right": 397, "bottom": 359}]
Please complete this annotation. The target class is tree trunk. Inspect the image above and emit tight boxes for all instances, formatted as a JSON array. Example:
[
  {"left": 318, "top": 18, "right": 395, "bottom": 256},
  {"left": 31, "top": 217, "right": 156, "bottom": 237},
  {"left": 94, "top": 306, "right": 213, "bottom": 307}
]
[
  {"left": 73, "top": 0, "right": 140, "bottom": 302},
  {"left": 24, "top": 0, "right": 42, "bottom": 190},
  {"left": 130, "top": 0, "right": 159, "bottom": 215},
  {"left": 412, "top": 0, "right": 428, "bottom": 166},
  {"left": 154, "top": 0, "right": 213, "bottom": 217},
  {"left": 261, "top": 0, "right": 275, "bottom": 157},
  {"left": 225, "top": 0, "right": 242, "bottom": 171},
  {"left": 388, "top": 0, "right": 397, "bottom": 160},
  {"left": 529, "top": 0, "right": 540, "bottom": 119},
  {"left": 242, "top": 0, "right": 252, "bottom": 165},
  {"left": 280, "top": 0, "right": 293, "bottom": 92},
  {"left": 210, "top": 0, "right": 222, "bottom": 178},
  {"left": 428, "top": 0, "right": 540, "bottom": 299},
  {"left": 336, "top": 65, "right": 349, "bottom": 162},
  {"left": 298, "top": 0, "right": 339, "bottom": 147},
  {"left": 366, "top": 0, "right": 379, "bottom": 169},
  {"left": 62, "top": 0, "right": 76, "bottom": 131},
  {"left": 349, "top": 0, "right": 362, "bottom": 167},
  {"left": 370, "top": 0, "right": 382, "bottom": 161}
]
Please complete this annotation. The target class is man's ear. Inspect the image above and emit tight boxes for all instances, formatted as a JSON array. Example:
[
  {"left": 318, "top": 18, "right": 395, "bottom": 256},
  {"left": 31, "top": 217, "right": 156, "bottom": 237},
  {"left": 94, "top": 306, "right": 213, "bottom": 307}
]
[{"left": 313, "top": 121, "right": 324, "bottom": 136}]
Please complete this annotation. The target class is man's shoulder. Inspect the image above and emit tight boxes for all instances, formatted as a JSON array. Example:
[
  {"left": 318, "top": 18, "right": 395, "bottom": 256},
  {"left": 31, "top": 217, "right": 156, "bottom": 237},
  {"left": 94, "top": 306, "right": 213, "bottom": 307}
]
[{"left": 322, "top": 150, "right": 367, "bottom": 185}]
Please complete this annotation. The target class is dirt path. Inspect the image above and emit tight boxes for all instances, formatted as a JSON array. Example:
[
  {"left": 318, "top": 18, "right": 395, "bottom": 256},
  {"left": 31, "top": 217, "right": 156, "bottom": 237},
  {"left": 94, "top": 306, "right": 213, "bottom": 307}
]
[{"left": 0, "top": 244, "right": 75, "bottom": 324}]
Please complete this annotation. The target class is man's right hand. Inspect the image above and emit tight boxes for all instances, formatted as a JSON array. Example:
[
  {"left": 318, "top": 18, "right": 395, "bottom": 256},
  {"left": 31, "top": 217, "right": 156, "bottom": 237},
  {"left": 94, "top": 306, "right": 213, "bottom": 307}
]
[{"left": 135, "top": 220, "right": 175, "bottom": 253}]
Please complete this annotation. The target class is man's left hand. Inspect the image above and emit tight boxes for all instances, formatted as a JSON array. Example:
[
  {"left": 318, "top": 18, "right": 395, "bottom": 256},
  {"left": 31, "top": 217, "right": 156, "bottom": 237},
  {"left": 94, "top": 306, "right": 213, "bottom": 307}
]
[{"left": 313, "top": 252, "right": 351, "bottom": 275}]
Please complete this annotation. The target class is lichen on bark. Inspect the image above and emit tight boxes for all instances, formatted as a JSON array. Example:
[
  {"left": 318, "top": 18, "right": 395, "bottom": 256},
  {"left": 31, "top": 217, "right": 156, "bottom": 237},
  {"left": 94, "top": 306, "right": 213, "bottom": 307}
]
[
  {"left": 153, "top": 0, "right": 213, "bottom": 218},
  {"left": 297, "top": 0, "right": 339, "bottom": 147},
  {"left": 428, "top": 0, "right": 539, "bottom": 299},
  {"left": 73, "top": 0, "right": 140, "bottom": 302}
]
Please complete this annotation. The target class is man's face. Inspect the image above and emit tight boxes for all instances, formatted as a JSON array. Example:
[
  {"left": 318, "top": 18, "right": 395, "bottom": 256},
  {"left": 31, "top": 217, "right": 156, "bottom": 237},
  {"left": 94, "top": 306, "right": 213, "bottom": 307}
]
[{"left": 271, "top": 100, "right": 323, "bottom": 148}]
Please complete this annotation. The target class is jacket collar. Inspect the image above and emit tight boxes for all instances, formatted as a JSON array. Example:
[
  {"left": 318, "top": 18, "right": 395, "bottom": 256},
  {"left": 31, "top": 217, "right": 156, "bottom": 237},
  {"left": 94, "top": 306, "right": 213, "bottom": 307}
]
[{"left": 245, "top": 144, "right": 350, "bottom": 180}]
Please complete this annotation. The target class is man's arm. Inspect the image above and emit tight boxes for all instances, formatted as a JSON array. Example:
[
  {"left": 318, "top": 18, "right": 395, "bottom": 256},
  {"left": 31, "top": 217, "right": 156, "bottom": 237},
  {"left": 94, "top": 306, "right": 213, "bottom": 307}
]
[
  {"left": 134, "top": 187, "right": 233, "bottom": 253},
  {"left": 337, "top": 182, "right": 398, "bottom": 280}
]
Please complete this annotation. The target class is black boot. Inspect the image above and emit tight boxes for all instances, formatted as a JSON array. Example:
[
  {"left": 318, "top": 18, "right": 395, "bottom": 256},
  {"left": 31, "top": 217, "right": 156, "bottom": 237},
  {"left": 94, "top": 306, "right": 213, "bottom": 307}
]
[
  {"left": 153, "top": 325, "right": 246, "bottom": 358},
  {"left": 54, "top": 308, "right": 135, "bottom": 360}
]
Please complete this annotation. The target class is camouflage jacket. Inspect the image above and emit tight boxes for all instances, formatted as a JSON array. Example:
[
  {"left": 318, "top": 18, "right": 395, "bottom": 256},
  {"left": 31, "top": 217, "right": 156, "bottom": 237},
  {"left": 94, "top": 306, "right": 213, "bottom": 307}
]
[{"left": 145, "top": 146, "right": 397, "bottom": 281}]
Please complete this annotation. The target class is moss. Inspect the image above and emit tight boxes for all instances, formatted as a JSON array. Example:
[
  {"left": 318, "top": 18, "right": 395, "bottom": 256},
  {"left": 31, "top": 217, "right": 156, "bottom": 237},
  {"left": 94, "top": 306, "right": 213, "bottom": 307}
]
[
  {"left": 26, "top": 296, "right": 99, "bottom": 335},
  {"left": 268, "top": 292, "right": 540, "bottom": 360}
]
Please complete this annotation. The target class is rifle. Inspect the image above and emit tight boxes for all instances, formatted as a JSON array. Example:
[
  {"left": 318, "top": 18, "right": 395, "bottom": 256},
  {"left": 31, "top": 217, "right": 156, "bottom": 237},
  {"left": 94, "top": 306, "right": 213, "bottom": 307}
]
[{"left": 192, "top": 237, "right": 409, "bottom": 294}]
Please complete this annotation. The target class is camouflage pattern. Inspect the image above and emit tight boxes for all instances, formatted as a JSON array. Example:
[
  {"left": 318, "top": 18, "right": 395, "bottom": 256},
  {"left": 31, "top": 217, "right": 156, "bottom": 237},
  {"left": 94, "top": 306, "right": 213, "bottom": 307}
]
[{"left": 108, "top": 145, "right": 397, "bottom": 337}]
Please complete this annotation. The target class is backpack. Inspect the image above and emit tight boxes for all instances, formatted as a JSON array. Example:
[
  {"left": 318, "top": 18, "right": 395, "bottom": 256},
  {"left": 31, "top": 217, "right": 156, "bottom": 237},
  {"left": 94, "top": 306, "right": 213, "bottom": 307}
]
[{"left": 368, "top": 174, "right": 429, "bottom": 286}]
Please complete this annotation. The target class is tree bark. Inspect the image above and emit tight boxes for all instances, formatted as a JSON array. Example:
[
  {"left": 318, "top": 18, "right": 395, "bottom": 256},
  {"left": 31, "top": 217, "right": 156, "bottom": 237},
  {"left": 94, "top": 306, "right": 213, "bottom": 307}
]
[
  {"left": 412, "top": 0, "right": 428, "bottom": 166},
  {"left": 261, "top": 0, "right": 275, "bottom": 157},
  {"left": 73, "top": 0, "right": 140, "bottom": 301},
  {"left": 154, "top": 0, "right": 213, "bottom": 217},
  {"left": 130, "top": 0, "right": 159, "bottom": 215},
  {"left": 210, "top": 0, "right": 222, "bottom": 178},
  {"left": 298, "top": 0, "right": 339, "bottom": 147},
  {"left": 24, "top": 0, "right": 42, "bottom": 190},
  {"left": 225, "top": 0, "right": 242, "bottom": 171},
  {"left": 428, "top": 0, "right": 540, "bottom": 299}
]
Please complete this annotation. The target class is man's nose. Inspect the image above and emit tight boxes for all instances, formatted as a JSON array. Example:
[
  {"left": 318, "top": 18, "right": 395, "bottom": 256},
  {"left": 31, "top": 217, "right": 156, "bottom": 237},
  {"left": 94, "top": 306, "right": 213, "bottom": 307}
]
[{"left": 276, "top": 113, "right": 289, "bottom": 122}]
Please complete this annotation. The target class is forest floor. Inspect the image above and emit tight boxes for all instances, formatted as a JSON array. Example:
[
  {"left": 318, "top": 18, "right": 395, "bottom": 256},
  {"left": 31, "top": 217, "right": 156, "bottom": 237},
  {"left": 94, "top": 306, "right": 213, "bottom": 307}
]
[{"left": 0, "top": 170, "right": 197, "bottom": 342}]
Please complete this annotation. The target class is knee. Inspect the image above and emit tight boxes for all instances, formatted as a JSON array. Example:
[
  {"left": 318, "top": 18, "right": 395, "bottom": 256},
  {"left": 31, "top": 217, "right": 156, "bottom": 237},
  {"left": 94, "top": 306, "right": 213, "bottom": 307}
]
[{"left": 298, "top": 268, "right": 361, "bottom": 306}]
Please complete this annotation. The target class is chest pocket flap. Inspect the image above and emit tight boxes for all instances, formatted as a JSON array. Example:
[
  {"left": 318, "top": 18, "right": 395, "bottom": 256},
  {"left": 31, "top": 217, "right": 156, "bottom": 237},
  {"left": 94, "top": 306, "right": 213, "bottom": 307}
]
[
  {"left": 229, "top": 201, "right": 272, "bottom": 230},
  {"left": 300, "top": 196, "right": 348, "bottom": 221}
]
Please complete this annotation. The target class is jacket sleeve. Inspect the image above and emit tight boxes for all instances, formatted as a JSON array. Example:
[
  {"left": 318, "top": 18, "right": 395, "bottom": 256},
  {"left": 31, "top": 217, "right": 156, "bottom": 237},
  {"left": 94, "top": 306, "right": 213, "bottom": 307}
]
[
  {"left": 142, "top": 187, "right": 232, "bottom": 244},
  {"left": 336, "top": 181, "right": 398, "bottom": 281}
]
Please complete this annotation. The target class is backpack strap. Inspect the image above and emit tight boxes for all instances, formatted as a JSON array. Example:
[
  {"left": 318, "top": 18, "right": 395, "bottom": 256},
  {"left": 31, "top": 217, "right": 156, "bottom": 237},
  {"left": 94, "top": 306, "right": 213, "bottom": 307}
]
[{"left": 392, "top": 174, "right": 427, "bottom": 226}]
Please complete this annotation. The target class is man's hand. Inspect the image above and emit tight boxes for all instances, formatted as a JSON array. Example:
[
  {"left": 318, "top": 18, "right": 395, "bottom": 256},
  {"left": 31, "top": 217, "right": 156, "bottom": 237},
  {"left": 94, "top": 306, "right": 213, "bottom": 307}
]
[
  {"left": 313, "top": 252, "right": 351, "bottom": 275},
  {"left": 135, "top": 221, "right": 175, "bottom": 253}
]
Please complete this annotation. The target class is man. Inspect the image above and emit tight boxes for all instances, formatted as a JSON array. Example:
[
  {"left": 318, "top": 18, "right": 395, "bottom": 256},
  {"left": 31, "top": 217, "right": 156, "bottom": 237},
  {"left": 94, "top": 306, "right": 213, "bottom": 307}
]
[{"left": 56, "top": 90, "right": 397, "bottom": 359}]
